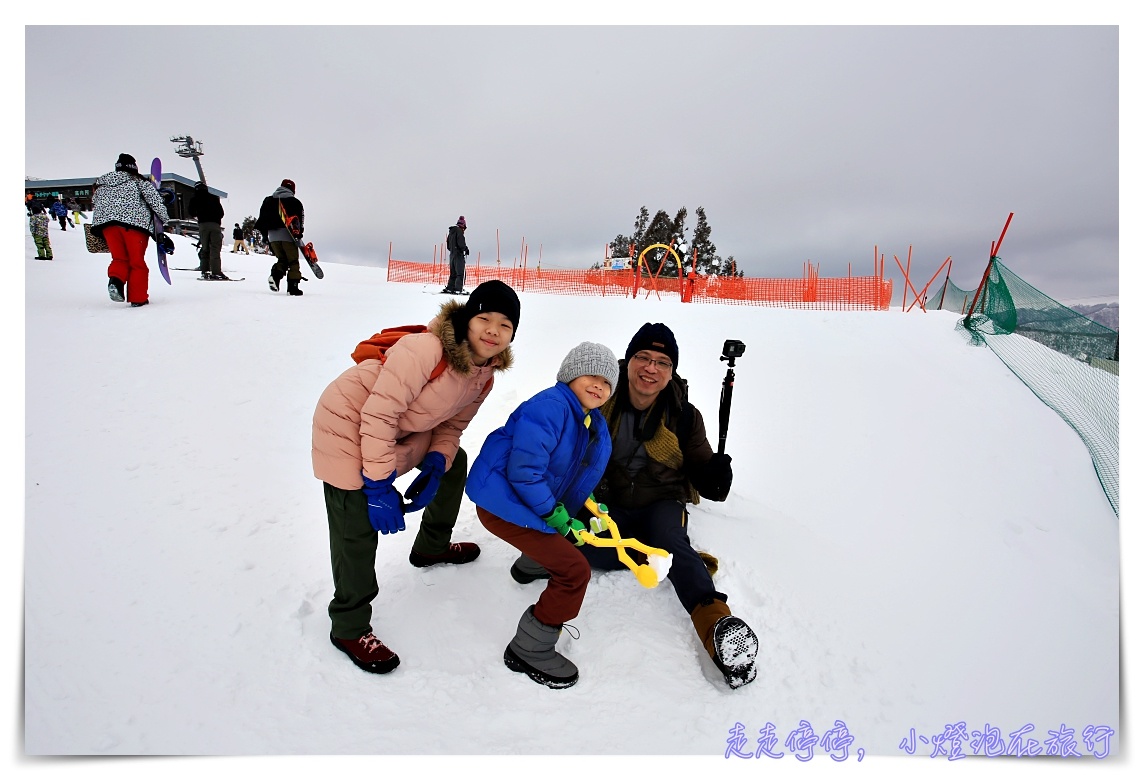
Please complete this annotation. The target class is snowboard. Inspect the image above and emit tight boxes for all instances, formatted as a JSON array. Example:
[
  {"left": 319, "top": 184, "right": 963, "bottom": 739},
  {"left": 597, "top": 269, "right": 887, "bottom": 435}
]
[
  {"left": 278, "top": 200, "right": 324, "bottom": 279},
  {"left": 149, "top": 158, "right": 172, "bottom": 285},
  {"left": 197, "top": 276, "right": 246, "bottom": 282}
]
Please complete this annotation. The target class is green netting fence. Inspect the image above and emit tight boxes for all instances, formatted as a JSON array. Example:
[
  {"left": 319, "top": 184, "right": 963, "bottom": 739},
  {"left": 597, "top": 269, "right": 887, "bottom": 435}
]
[{"left": 932, "top": 258, "right": 1119, "bottom": 517}]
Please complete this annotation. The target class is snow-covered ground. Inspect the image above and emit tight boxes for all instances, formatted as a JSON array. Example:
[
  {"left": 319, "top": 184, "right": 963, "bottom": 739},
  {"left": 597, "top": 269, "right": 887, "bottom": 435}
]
[{"left": 17, "top": 224, "right": 1125, "bottom": 773}]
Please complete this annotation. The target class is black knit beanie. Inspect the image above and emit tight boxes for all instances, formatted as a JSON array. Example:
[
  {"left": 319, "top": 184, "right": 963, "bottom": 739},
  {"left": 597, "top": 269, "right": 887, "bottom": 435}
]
[
  {"left": 452, "top": 280, "right": 521, "bottom": 341},
  {"left": 115, "top": 153, "right": 138, "bottom": 174},
  {"left": 625, "top": 322, "right": 679, "bottom": 368}
]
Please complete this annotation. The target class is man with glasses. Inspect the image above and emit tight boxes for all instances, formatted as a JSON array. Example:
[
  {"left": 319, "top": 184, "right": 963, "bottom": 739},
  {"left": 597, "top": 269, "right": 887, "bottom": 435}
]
[{"left": 509, "top": 321, "right": 758, "bottom": 689}]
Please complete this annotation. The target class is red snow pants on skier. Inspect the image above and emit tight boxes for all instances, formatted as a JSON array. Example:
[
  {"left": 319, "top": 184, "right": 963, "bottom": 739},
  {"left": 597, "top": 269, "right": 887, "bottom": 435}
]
[{"left": 103, "top": 225, "right": 151, "bottom": 304}]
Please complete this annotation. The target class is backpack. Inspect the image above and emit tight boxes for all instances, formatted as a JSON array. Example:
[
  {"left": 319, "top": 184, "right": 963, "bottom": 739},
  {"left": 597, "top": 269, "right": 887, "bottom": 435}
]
[
  {"left": 349, "top": 324, "right": 495, "bottom": 396},
  {"left": 446, "top": 226, "right": 457, "bottom": 252},
  {"left": 350, "top": 325, "right": 449, "bottom": 378}
]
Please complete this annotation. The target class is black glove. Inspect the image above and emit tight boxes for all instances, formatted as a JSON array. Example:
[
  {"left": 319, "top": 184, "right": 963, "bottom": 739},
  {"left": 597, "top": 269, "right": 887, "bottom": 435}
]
[
  {"left": 692, "top": 453, "right": 733, "bottom": 501},
  {"left": 464, "top": 247, "right": 470, "bottom": 256},
  {"left": 155, "top": 233, "right": 175, "bottom": 254}
]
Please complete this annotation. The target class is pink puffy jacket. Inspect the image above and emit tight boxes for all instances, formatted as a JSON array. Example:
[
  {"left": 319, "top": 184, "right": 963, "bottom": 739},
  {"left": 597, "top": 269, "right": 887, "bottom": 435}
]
[{"left": 312, "top": 300, "right": 514, "bottom": 490}]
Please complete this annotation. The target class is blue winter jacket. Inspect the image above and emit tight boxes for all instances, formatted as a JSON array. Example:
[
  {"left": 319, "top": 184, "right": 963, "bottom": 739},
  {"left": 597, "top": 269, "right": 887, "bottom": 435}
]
[{"left": 466, "top": 382, "right": 612, "bottom": 533}]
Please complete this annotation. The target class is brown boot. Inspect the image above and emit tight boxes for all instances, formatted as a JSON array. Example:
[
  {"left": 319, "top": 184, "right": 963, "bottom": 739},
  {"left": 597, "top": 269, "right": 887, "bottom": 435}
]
[{"left": 691, "top": 597, "right": 759, "bottom": 689}]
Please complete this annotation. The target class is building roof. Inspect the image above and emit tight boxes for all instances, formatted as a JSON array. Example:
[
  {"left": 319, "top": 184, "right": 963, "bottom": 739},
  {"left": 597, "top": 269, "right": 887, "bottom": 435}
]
[{"left": 25, "top": 173, "right": 227, "bottom": 198}]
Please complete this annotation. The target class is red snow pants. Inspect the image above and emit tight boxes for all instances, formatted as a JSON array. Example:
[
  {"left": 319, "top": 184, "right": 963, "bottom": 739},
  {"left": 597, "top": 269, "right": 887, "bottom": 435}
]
[
  {"left": 103, "top": 225, "right": 151, "bottom": 304},
  {"left": 477, "top": 507, "right": 591, "bottom": 627}
]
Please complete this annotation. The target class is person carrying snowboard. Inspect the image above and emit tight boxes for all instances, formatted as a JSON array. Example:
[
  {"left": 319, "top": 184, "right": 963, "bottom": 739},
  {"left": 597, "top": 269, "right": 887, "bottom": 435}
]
[
  {"left": 311, "top": 279, "right": 520, "bottom": 674},
  {"left": 465, "top": 341, "right": 618, "bottom": 689},
  {"left": 256, "top": 178, "right": 305, "bottom": 296},
  {"left": 443, "top": 215, "right": 469, "bottom": 294},
  {"left": 50, "top": 197, "right": 69, "bottom": 230},
  {"left": 90, "top": 153, "right": 173, "bottom": 307}
]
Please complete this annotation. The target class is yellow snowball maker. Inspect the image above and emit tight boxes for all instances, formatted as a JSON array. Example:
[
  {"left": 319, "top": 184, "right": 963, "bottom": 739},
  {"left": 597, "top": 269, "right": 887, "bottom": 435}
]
[{"left": 578, "top": 497, "right": 673, "bottom": 588}]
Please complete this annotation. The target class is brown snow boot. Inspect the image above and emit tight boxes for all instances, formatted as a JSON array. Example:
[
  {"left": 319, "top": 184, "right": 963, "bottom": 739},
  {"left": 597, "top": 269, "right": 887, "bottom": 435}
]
[{"left": 690, "top": 596, "right": 758, "bottom": 689}]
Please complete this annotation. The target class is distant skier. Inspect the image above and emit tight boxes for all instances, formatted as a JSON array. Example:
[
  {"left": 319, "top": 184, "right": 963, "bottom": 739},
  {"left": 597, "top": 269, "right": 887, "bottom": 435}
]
[
  {"left": 29, "top": 202, "right": 52, "bottom": 260},
  {"left": 66, "top": 197, "right": 84, "bottom": 226},
  {"left": 256, "top": 179, "right": 305, "bottom": 296},
  {"left": 189, "top": 181, "right": 227, "bottom": 280},
  {"left": 231, "top": 223, "right": 249, "bottom": 254},
  {"left": 50, "top": 198, "right": 69, "bottom": 231},
  {"left": 443, "top": 215, "right": 469, "bottom": 294}
]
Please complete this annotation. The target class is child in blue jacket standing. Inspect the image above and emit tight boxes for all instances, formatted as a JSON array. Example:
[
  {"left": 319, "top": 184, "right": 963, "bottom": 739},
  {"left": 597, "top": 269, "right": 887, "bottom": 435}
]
[{"left": 466, "top": 342, "right": 618, "bottom": 688}]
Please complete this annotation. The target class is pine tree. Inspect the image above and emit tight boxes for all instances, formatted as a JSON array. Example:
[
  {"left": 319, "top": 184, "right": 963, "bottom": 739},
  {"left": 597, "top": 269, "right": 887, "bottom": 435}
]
[{"left": 690, "top": 206, "right": 720, "bottom": 275}]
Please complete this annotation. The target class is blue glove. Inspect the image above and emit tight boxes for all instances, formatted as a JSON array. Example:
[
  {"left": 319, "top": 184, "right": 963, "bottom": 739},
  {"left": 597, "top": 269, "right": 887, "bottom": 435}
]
[
  {"left": 361, "top": 471, "right": 406, "bottom": 534},
  {"left": 403, "top": 451, "right": 446, "bottom": 513}
]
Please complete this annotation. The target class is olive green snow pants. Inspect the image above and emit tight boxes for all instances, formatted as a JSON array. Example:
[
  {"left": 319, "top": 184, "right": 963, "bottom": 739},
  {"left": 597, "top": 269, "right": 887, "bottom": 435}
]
[{"left": 326, "top": 448, "right": 468, "bottom": 639}]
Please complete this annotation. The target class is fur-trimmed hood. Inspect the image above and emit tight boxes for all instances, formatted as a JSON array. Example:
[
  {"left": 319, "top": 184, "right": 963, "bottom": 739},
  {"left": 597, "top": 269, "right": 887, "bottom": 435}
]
[
  {"left": 312, "top": 300, "right": 513, "bottom": 490},
  {"left": 427, "top": 298, "right": 515, "bottom": 375}
]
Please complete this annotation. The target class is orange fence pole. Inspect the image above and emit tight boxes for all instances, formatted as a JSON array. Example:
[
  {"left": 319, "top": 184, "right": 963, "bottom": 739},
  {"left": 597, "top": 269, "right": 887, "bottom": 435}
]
[
  {"left": 900, "top": 245, "right": 912, "bottom": 311},
  {"left": 906, "top": 256, "right": 951, "bottom": 313}
]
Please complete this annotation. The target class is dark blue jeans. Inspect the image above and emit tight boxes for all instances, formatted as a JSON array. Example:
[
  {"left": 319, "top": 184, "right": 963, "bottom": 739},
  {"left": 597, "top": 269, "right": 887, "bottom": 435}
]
[{"left": 577, "top": 500, "right": 721, "bottom": 614}]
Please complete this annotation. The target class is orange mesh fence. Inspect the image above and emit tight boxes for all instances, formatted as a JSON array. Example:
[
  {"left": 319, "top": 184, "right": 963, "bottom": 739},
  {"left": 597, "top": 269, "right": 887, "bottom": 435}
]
[{"left": 386, "top": 259, "right": 892, "bottom": 311}]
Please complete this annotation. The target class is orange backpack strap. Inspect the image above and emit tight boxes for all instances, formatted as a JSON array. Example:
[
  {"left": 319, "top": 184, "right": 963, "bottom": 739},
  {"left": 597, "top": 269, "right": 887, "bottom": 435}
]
[{"left": 350, "top": 324, "right": 429, "bottom": 364}]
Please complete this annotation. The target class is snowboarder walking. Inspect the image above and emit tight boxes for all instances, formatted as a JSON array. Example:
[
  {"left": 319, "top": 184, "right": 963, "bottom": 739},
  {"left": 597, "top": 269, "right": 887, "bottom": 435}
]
[
  {"left": 90, "top": 153, "right": 172, "bottom": 307},
  {"left": 50, "top": 198, "right": 69, "bottom": 230},
  {"left": 256, "top": 179, "right": 305, "bottom": 296}
]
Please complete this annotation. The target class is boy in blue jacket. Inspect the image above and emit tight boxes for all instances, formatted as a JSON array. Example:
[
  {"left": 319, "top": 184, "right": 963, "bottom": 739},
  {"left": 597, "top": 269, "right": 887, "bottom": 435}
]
[{"left": 466, "top": 342, "right": 618, "bottom": 689}]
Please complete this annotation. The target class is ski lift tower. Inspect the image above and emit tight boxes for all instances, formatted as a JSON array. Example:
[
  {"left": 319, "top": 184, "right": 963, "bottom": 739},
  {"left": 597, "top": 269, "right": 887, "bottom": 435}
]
[{"left": 170, "top": 135, "right": 207, "bottom": 184}]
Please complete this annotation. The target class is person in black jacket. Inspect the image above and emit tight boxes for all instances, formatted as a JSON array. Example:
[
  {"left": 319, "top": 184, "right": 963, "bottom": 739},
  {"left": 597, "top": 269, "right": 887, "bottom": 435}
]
[
  {"left": 231, "top": 223, "right": 249, "bottom": 254},
  {"left": 256, "top": 179, "right": 305, "bottom": 296},
  {"left": 444, "top": 216, "right": 469, "bottom": 294},
  {"left": 189, "top": 182, "right": 227, "bottom": 280}
]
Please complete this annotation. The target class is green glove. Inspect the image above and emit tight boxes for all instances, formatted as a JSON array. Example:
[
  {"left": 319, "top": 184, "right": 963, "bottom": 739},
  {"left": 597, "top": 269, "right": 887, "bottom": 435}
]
[
  {"left": 566, "top": 518, "right": 587, "bottom": 546},
  {"left": 543, "top": 503, "right": 586, "bottom": 546},
  {"left": 543, "top": 503, "right": 572, "bottom": 533}
]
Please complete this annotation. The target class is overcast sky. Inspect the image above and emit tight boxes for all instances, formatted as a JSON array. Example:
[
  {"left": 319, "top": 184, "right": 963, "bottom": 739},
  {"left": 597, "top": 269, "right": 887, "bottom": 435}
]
[{"left": 24, "top": 24, "right": 1119, "bottom": 301}]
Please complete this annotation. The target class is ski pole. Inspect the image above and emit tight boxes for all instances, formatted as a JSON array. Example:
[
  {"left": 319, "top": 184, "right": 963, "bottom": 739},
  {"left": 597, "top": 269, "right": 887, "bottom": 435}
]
[
  {"left": 718, "top": 340, "right": 746, "bottom": 455},
  {"left": 579, "top": 497, "right": 672, "bottom": 588}
]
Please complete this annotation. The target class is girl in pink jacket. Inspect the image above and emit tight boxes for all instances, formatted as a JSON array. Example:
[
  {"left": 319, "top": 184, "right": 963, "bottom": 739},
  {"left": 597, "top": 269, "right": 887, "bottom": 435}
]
[{"left": 311, "top": 280, "right": 520, "bottom": 674}]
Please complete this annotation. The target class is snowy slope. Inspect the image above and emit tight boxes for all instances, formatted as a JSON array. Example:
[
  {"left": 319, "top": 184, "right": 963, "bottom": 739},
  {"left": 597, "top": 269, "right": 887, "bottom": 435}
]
[{"left": 20, "top": 223, "right": 1121, "bottom": 767}]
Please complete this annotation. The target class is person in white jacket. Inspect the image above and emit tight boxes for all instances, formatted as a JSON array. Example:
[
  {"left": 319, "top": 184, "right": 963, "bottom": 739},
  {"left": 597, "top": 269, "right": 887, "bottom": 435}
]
[{"left": 90, "top": 153, "right": 171, "bottom": 307}]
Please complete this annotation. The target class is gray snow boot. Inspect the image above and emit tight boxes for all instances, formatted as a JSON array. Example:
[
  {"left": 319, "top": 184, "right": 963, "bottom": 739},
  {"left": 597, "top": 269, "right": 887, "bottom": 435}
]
[
  {"left": 510, "top": 553, "right": 551, "bottom": 584},
  {"left": 504, "top": 605, "right": 578, "bottom": 689}
]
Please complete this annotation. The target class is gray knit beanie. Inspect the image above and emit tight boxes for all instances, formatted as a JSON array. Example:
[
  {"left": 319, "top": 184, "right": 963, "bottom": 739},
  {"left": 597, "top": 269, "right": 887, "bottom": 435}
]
[{"left": 557, "top": 342, "right": 619, "bottom": 389}]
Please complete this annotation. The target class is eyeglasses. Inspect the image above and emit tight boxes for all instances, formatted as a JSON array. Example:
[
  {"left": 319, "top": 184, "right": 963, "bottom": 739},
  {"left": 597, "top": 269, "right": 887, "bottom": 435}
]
[{"left": 630, "top": 354, "right": 673, "bottom": 371}]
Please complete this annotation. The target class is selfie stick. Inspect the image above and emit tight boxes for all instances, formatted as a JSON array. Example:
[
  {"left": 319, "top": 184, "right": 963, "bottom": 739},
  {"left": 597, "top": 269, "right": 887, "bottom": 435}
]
[{"left": 718, "top": 344, "right": 743, "bottom": 456}]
